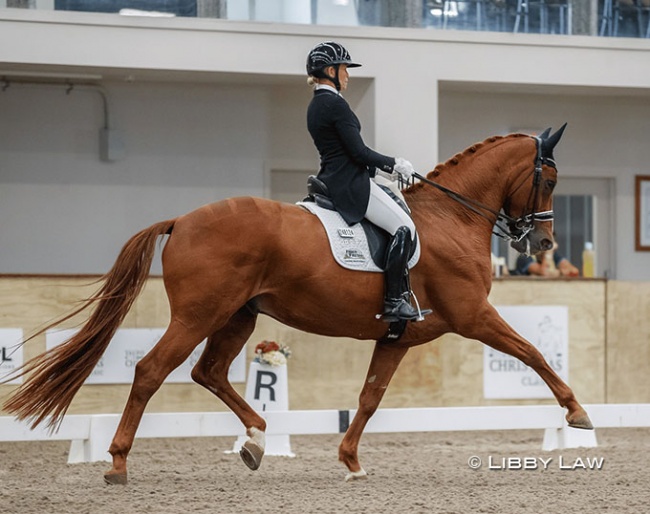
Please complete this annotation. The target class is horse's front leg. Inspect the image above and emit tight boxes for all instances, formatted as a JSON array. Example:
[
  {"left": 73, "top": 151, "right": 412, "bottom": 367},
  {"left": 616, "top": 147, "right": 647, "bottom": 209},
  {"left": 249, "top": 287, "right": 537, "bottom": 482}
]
[
  {"left": 339, "top": 342, "right": 408, "bottom": 481},
  {"left": 463, "top": 303, "right": 593, "bottom": 429}
]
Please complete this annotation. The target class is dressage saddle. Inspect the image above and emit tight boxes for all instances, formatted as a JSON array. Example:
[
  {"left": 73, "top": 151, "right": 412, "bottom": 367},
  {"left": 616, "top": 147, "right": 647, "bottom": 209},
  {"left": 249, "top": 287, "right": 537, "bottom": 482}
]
[{"left": 303, "top": 175, "right": 417, "bottom": 269}]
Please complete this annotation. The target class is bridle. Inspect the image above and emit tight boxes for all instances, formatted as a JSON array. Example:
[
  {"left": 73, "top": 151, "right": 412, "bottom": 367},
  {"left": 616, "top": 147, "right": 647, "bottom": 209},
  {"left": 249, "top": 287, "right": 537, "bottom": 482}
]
[{"left": 412, "top": 136, "right": 555, "bottom": 244}]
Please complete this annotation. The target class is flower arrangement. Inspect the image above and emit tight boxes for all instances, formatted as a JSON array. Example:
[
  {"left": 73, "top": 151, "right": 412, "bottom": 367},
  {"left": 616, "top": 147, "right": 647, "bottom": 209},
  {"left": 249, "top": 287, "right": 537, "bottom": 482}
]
[{"left": 254, "top": 340, "right": 292, "bottom": 367}]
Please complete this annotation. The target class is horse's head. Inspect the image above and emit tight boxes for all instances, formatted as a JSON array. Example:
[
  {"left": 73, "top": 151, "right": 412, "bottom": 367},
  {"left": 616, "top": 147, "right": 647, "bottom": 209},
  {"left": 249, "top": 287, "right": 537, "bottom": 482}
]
[{"left": 505, "top": 124, "right": 566, "bottom": 255}]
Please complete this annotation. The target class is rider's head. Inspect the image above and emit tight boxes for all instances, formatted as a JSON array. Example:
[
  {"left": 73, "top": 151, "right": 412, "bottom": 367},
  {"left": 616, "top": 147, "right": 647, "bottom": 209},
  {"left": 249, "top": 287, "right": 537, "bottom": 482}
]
[{"left": 306, "top": 41, "right": 361, "bottom": 92}]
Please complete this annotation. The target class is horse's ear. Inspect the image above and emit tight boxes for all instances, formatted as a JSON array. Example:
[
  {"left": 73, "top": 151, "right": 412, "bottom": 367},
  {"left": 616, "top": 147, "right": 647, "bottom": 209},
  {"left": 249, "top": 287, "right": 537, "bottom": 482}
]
[
  {"left": 541, "top": 122, "right": 567, "bottom": 158},
  {"left": 544, "top": 123, "right": 567, "bottom": 150},
  {"left": 539, "top": 128, "right": 552, "bottom": 139}
]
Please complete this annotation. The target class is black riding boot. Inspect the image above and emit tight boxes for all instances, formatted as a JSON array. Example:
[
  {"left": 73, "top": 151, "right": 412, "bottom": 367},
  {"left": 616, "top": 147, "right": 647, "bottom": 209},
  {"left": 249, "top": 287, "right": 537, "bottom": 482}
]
[{"left": 380, "top": 226, "right": 429, "bottom": 323}]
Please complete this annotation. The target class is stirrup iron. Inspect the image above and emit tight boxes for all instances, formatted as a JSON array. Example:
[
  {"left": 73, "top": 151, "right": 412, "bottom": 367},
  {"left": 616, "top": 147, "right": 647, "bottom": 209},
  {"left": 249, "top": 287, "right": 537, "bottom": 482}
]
[
  {"left": 410, "top": 290, "right": 432, "bottom": 322},
  {"left": 376, "top": 292, "right": 429, "bottom": 323}
]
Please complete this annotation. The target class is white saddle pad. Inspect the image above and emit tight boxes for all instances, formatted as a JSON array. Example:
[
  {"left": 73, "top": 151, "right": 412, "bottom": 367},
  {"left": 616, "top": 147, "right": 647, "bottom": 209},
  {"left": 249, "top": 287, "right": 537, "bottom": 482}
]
[{"left": 297, "top": 201, "right": 420, "bottom": 273}]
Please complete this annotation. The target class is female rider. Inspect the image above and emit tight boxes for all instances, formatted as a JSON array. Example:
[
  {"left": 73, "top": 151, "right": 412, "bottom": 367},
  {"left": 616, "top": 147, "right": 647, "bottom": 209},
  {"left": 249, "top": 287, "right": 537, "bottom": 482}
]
[{"left": 305, "top": 41, "right": 430, "bottom": 323}]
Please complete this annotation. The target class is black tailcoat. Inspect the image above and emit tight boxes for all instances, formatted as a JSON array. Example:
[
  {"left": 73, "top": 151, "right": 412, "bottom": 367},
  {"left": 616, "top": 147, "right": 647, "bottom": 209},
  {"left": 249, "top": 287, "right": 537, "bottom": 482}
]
[{"left": 307, "top": 89, "right": 395, "bottom": 225}]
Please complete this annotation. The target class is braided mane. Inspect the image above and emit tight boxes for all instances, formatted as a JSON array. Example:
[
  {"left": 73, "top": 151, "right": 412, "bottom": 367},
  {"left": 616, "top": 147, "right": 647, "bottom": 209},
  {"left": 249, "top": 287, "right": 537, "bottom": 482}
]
[{"left": 404, "top": 133, "right": 530, "bottom": 195}]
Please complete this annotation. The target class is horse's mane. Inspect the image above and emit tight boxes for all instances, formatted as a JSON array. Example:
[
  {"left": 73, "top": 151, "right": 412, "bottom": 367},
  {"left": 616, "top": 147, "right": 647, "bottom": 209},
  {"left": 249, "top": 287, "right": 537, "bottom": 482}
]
[{"left": 403, "top": 133, "right": 530, "bottom": 196}]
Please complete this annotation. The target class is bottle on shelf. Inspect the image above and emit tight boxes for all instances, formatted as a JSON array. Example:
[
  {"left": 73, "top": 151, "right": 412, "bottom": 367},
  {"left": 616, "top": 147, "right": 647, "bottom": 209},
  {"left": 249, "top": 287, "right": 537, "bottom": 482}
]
[
  {"left": 582, "top": 242, "right": 595, "bottom": 278},
  {"left": 543, "top": 251, "right": 556, "bottom": 273}
]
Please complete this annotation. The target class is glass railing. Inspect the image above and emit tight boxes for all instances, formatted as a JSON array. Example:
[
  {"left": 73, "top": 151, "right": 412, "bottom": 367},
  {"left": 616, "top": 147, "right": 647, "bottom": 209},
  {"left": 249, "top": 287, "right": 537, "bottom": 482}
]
[{"left": 2, "top": 0, "right": 649, "bottom": 39}]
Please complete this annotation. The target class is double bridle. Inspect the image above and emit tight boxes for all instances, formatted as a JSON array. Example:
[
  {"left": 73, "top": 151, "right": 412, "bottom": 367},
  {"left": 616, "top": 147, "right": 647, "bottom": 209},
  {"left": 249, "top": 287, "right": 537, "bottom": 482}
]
[{"left": 412, "top": 136, "right": 555, "bottom": 244}]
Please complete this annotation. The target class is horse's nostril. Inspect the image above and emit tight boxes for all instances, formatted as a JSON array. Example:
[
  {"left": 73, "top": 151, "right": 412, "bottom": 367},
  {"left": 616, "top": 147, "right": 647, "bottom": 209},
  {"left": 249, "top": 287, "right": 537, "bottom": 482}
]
[{"left": 540, "top": 239, "right": 553, "bottom": 251}]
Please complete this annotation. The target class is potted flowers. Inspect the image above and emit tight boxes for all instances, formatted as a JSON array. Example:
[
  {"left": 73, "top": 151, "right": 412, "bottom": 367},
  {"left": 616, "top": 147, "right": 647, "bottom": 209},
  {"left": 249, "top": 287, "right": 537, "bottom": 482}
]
[{"left": 253, "top": 340, "right": 292, "bottom": 367}]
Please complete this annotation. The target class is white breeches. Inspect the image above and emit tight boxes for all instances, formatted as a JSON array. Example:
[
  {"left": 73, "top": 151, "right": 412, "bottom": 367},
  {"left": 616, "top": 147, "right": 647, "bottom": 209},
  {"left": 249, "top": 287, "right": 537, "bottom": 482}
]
[{"left": 364, "top": 179, "right": 415, "bottom": 238}]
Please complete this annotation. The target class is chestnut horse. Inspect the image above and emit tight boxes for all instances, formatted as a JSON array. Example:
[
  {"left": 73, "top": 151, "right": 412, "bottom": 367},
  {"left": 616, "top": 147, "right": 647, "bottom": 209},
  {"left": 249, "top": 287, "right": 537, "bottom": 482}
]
[{"left": 3, "top": 127, "right": 593, "bottom": 484}]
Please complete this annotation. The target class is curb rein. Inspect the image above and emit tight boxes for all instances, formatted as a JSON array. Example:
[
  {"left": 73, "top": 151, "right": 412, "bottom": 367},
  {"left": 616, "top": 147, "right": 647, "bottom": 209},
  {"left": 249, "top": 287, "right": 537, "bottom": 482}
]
[{"left": 411, "top": 136, "right": 554, "bottom": 245}]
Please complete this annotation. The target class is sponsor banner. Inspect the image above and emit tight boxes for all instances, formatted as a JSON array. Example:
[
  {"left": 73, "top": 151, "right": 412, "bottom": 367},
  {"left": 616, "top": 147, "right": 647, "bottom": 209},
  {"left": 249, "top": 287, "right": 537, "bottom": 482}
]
[
  {"left": 0, "top": 329, "right": 23, "bottom": 385},
  {"left": 46, "top": 328, "right": 246, "bottom": 384},
  {"left": 484, "top": 306, "right": 569, "bottom": 399}
]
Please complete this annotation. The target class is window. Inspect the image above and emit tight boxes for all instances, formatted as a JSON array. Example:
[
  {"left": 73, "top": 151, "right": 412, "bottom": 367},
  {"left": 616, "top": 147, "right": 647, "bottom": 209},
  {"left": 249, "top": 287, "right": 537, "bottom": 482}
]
[{"left": 54, "top": 0, "right": 198, "bottom": 16}]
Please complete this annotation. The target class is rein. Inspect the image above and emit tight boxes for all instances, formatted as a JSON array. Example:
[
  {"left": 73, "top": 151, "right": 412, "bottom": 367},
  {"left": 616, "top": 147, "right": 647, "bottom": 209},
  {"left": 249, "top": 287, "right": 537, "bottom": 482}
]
[{"left": 412, "top": 136, "right": 554, "bottom": 244}]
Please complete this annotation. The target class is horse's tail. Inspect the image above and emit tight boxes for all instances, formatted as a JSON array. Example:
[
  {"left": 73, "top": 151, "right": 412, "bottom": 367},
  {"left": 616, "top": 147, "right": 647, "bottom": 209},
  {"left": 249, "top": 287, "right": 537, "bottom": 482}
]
[{"left": 2, "top": 218, "right": 176, "bottom": 430}]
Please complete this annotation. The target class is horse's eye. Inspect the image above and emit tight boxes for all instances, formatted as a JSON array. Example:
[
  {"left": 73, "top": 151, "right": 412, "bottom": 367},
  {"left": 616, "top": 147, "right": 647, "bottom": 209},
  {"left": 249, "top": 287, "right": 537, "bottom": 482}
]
[{"left": 546, "top": 180, "right": 556, "bottom": 191}]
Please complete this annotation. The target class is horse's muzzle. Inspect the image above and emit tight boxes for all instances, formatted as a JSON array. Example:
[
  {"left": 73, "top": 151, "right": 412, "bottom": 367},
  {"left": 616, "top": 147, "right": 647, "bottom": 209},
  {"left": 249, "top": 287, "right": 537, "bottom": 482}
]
[
  {"left": 510, "top": 234, "right": 553, "bottom": 255},
  {"left": 539, "top": 238, "right": 554, "bottom": 252},
  {"left": 510, "top": 238, "right": 530, "bottom": 255}
]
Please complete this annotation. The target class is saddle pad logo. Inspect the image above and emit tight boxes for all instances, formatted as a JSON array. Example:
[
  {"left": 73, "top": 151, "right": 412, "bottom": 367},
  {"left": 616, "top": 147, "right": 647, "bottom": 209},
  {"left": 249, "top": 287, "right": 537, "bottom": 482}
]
[
  {"left": 338, "top": 228, "right": 355, "bottom": 238},
  {"left": 343, "top": 249, "right": 366, "bottom": 262}
]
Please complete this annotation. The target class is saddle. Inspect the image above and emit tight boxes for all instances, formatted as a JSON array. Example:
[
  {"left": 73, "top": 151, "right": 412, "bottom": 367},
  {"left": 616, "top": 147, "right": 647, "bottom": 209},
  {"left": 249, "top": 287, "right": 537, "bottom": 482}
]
[{"left": 298, "top": 175, "right": 419, "bottom": 272}]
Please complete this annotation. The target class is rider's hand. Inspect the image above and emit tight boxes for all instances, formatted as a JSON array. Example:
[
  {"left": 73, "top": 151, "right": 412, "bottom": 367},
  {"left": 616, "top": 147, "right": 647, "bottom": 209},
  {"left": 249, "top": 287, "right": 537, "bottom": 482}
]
[{"left": 394, "top": 158, "right": 415, "bottom": 180}]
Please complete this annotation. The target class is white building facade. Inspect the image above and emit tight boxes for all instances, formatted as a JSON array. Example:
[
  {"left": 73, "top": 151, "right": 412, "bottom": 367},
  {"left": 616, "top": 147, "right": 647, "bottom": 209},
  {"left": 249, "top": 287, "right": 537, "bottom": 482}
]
[{"left": 1, "top": 7, "right": 649, "bottom": 278}]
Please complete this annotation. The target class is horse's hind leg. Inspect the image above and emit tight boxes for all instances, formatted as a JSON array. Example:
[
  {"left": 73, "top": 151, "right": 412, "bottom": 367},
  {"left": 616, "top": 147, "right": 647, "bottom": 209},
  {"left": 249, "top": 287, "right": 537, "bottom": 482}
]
[
  {"left": 191, "top": 305, "right": 267, "bottom": 471},
  {"left": 339, "top": 342, "right": 408, "bottom": 481},
  {"left": 104, "top": 320, "right": 207, "bottom": 485}
]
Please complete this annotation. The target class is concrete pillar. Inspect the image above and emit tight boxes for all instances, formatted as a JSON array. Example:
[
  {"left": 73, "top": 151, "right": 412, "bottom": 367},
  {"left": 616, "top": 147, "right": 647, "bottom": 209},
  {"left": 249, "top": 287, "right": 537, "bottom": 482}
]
[
  {"left": 571, "top": 0, "right": 599, "bottom": 36},
  {"left": 374, "top": 76, "right": 439, "bottom": 174}
]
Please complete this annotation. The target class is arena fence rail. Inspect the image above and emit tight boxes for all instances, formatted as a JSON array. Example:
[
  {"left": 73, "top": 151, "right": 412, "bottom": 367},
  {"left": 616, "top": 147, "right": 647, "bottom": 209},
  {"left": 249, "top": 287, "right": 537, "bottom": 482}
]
[{"left": 1, "top": 404, "right": 649, "bottom": 463}]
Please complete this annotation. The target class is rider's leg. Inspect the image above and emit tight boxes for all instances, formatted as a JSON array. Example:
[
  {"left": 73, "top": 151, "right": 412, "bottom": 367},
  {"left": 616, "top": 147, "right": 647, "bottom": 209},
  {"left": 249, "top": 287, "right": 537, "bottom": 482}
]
[
  {"left": 365, "top": 181, "right": 428, "bottom": 322},
  {"left": 381, "top": 226, "right": 421, "bottom": 321},
  {"left": 365, "top": 179, "right": 415, "bottom": 238}
]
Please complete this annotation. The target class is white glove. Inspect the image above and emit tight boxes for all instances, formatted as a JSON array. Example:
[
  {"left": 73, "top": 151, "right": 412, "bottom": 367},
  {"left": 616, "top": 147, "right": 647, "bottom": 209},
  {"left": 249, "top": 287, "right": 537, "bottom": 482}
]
[{"left": 393, "top": 157, "right": 415, "bottom": 180}]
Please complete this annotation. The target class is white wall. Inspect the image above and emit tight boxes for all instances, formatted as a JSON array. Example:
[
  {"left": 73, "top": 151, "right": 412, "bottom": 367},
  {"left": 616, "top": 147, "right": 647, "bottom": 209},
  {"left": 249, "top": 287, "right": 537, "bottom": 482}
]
[
  {"left": 1, "top": 9, "right": 649, "bottom": 278},
  {"left": 267, "top": 77, "right": 374, "bottom": 171},
  {"left": 0, "top": 82, "right": 270, "bottom": 273}
]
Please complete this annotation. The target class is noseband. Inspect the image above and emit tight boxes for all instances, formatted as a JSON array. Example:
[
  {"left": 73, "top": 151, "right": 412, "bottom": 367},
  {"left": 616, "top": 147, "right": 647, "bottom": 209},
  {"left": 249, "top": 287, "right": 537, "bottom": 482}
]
[{"left": 412, "top": 136, "right": 554, "bottom": 244}]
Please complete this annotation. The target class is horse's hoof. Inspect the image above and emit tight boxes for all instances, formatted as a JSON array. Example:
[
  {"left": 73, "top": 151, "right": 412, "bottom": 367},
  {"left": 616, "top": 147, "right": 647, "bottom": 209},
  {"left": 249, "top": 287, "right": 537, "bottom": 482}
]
[
  {"left": 567, "top": 413, "right": 594, "bottom": 430},
  {"left": 104, "top": 472, "right": 128, "bottom": 485},
  {"left": 344, "top": 469, "right": 368, "bottom": 482},
  {"left": 240, "top": 440, "right": 264, "bottom": 471}
]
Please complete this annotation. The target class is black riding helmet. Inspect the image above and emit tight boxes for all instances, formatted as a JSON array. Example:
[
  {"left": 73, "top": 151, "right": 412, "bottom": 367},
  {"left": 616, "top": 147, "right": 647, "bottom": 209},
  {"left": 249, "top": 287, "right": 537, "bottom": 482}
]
[{"left": 306, "top": 41, "right": 361, "bottom": 91}]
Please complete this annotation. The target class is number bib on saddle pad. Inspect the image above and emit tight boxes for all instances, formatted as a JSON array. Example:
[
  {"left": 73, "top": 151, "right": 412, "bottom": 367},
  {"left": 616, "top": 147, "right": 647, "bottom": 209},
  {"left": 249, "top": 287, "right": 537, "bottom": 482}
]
[{"left": 297, "top": 200, "right": 420, "bottom": 273}]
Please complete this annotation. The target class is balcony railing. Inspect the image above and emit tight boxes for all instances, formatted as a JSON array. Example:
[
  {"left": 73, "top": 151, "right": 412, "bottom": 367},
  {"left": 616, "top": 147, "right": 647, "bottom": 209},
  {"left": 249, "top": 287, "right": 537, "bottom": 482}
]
[{"left": 1, "top": 0, "right": 649, "bottom": 39}]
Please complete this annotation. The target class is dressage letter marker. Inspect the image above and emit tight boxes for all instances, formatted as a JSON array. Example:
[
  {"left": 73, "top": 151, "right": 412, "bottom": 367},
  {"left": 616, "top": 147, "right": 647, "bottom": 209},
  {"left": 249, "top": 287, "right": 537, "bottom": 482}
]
[
  {"left": 254, "top": 371, "right": 278, "bottom": 402},
  {"left": 0, "top": 329, "right": 23, "bottom": 385}
]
